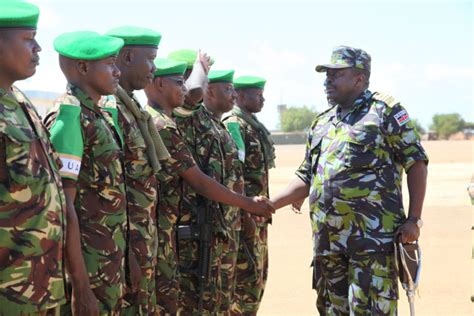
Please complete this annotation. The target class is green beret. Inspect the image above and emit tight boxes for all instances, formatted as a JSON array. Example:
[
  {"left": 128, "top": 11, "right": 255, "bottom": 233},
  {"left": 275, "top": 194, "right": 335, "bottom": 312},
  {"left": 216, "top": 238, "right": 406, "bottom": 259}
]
[
  {"left": 54, "top": 31, "right": 124, "bottom": 60},
  {"left": 208, "top": 70, "right": 234, "bottom": 83},
  {"left": 168, "top": 49, "right": 215, "bottom": 70},
  {"left": 233, "top": 76, "right": 266, "bottom": 90},
  {"left": 0, "top": 1, "right": 39, "bottom": 28},
  {"left": 153, "top": 58, "right": 187, "bottom": 77},
  {"left": 106, "top": 26, "right": 161, "bottom": 47}
]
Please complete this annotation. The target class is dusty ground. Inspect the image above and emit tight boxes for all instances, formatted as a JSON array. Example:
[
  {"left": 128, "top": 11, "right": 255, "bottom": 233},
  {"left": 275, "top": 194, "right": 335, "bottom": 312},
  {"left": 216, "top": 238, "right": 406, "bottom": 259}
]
[{"left": 258, "top": 140, "right": 473, "bottom": 315}]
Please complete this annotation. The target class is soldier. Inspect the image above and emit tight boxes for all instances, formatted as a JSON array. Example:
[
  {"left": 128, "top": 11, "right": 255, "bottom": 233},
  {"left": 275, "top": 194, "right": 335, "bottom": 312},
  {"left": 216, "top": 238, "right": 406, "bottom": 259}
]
[
  {"left": 143, "top": 59, "right": 274, "bottom": 314},
  {"left": 0, "top": 4, "right": 97, "bottom": 316},
  {"left": 167, "top": 49, "right": 213, "bottom": 110},
  {"left": 43, "top": 31, "right": 127, "bottom": 315},
  {"left": 223, "top": 76, "right": 275, "bottom": 315},
  {"left": 271, "top": 46, "right": 429, "bottom": 315},
  {"left": 173, "top": 69, "right": 273, "bottom": 315},
  {"left": 104, "top": 26, "right": 169, "bottom": 316}
]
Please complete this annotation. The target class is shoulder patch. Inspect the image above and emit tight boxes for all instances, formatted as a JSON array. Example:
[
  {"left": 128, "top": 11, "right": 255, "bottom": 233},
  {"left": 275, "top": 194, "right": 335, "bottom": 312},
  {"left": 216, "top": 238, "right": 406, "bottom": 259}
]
[
  {"left": 173, "top": 106, "right": 194, "bottom": 118},
  {"left": 54, "top": 93, "right": 81, "bottom": 107},
  {"left": 49, "top": 104, "right": 84, "bottom": 180},
  {"left": 372, "top": 92, "right": 400, "bottom": 108}
]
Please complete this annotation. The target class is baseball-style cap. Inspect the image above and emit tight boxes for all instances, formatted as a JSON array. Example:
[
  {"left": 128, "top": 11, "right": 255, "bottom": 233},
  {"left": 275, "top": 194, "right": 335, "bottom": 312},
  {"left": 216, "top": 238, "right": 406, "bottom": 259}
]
[{"left": 315, "top": 45, "right": 371, "bottom": 73}]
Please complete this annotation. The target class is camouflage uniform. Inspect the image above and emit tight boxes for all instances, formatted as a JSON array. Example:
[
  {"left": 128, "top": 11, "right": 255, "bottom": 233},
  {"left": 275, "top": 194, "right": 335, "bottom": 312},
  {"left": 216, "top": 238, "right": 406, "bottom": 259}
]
[
  {"left": 44, "top": 85, "right": 127, "bottom": 315},
  {"left": 224, "top": 108, "right": 275, "bottom": 314},
  {"left": 105, "top": 89, "right": 158, "bottom": 316},
  {"left": 0, "top": 87, "right": 67, "bottom": 315},
  {"left": 146, "top": 103, "right": 195, "bottom": 314},
  {"left": 175, "top": 104, "right": 243, "bottom": 315},
  {"left": 296, "top": 90, "right": 429, "bottom": 315}
]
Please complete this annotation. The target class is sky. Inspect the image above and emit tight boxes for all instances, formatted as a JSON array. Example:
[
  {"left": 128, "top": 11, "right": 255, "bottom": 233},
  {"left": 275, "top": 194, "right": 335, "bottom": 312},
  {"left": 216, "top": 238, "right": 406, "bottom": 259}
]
[{"left": 16, "top": 0, "right": 473, "bottom": 131}]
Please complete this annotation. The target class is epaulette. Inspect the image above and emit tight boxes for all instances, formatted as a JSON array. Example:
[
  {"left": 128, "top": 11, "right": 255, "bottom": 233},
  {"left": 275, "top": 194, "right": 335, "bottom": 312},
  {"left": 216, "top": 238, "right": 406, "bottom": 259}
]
[
  {"left": 372, "top": 92, "right": 400, "bottom": 108},
  {"left": 173, "top": 106, "right": 194, "bottom": 118}
]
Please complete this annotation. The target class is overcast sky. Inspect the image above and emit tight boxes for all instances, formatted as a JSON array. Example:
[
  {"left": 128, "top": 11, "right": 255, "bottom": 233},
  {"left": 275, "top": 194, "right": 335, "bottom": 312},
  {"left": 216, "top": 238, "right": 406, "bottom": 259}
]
[{"left": 18, "top": 0, "right": 473, "bottom": 130}]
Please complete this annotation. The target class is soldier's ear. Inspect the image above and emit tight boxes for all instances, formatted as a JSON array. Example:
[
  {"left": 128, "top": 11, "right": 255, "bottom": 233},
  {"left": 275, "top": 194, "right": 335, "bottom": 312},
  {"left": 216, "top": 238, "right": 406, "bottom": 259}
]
[
  {"left": 76, "top": 60, "right": 88, "bottom": 75},
  {"left": 119, "top": 48, "right": 133, "bottom": 66}
]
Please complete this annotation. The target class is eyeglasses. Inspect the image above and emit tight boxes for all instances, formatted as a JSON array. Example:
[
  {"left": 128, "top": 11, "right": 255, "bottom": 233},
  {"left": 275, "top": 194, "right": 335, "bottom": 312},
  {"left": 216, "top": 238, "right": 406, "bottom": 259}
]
[{"left": 165, "top": 76, "right": 185, "bottom": 87}]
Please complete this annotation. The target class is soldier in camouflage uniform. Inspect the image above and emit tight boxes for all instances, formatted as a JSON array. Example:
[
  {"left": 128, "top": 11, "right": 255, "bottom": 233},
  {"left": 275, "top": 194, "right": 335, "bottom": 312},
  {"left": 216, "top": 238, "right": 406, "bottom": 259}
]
[
  {"left": 44, "top": 31, "right": 127, "bottom": 315},
  {"left": 271, "top": 46, "right": 428, "bottom": 315},
  {"left": 0, "top": 5, "right": 97, "bottom": 316},
  {"left": 144, "top": 60, "right": 273, "bottom": 315},
  {"left": 174, "top": 69, "right": 273, "bottom": 315},
  {"left": 223, "top": 76, "right": 275, "bottom": 315},
  {"left": 105, "top": 26, "right": 169, "bottom": 316}
]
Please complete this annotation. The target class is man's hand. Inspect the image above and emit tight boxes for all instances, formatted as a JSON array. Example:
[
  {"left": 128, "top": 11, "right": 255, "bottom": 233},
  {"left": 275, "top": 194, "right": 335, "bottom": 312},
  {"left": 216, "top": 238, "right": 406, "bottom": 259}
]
[
  {"left": 197, "top": 49, "right": 211, "bottom": 75},
  {"left": 128, "top": 250, "right": 142, "bottom": 292},
  {"left": 71, "top": 282, "right": 99, "bottom": 316},
  {"left": 244, "top": 196, "right": 274, "bottom": 218},
  {"left": 396, "top": 220, "right": 420, "bottom": 243}
]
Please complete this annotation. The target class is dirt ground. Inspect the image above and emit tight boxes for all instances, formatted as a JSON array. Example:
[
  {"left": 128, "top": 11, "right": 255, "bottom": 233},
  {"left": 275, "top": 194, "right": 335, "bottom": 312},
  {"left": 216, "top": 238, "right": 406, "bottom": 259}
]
[{"left": 258, "top": 140, "right": 473, "bottom": 315}]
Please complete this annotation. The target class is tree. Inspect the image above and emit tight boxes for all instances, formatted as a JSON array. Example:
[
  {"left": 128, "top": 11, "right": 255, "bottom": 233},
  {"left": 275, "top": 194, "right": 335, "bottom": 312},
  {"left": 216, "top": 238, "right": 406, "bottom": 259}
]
[
  {"left": 411, "top": 118, "right": 426, "bottom": 135},
  {"left": 430, "top": 113, "right": 465, "bottom": 139},
  {"left": 280, "top": 106, "right": 318, "bottom": 132}
]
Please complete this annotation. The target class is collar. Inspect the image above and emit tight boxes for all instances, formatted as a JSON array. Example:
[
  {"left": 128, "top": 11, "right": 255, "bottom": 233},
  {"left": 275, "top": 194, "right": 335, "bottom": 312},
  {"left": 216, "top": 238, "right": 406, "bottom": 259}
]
[
  {"left": 67, "top": 84, "right": 98, "bottom": 112},
  {"left": 336, "top": 89, "right": 373, "bottom": 122}
]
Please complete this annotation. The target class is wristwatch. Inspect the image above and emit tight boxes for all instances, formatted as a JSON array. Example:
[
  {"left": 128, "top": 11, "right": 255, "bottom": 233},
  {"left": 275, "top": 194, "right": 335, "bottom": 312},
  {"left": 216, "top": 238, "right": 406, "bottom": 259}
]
[{"left": 407, "top": 216, "right": 423, "bottom": 228}]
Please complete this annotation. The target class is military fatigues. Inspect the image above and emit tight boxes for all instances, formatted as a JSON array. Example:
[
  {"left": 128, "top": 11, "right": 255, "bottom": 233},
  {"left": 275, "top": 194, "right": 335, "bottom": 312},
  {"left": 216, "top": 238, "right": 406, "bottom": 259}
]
[
  {"left": 105, "top": 89, "right": 158, "bottom": 315},
  {"left": 224, "top": 108, "right": 275, "bottom": 314},
  {"left": 146, "top": 104, "right": 195, "bottom": 314},
  {"left": 175, "top": 104, "right": 243, "bottom": 315},
  {"left": 0, "top": 87, "right": 67, "bottom": 315},
  {"left": 44, "top": 85, "right": 127, "bottom": 315},
  {"left": 296, "top": 90, "right": 429, "bottom": 315}
]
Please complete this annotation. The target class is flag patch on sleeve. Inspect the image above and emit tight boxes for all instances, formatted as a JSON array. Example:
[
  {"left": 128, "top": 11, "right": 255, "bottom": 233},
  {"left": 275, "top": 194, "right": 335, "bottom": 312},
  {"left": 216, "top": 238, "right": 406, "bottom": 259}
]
[{"left": 394, "top": 109, "right": 410, "bottom": 126}]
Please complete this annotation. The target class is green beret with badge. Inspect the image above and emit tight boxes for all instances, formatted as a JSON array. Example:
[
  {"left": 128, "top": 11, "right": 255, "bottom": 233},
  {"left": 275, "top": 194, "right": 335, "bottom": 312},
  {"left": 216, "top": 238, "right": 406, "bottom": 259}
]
[
  {"left": 233, "top": 76, "right": 266, "bottom": 90},
  {"left": 208, "top": 69, "right": 234, "bottom": 83},
  {"left": 316, "top": 45, "right": 371, "bottom": 73},
  {"left": 54, "top": 31, "right": 124, "bottom": 60},
  {"left": 153, "top": 58, "right": 187, "bottom": 77},
  {"left": 106, "top": 26, "right": 161, "bottom": 47},
  {"left": 0, "top": 1, "right": 40, "bottom": 28}
]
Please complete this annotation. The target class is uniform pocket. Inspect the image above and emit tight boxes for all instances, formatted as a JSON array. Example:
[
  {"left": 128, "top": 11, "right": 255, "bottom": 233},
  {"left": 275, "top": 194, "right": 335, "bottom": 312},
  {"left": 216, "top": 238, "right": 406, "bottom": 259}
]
[
  {"left": 3, "top": 130, "right": 41, "bottom": 186},
  {"left": 345, "top": 128, "right": 379, "bottom": 169}
]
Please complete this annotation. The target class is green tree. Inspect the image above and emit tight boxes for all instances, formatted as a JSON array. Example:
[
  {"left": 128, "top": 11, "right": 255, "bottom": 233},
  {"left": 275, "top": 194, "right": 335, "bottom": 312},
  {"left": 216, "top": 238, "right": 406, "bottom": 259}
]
[
  {"left": 411, "top": 118, "right": 426, "bottom": 135},
  {"left": 280, "top": 106, "right": 318, "bottom": 132},
  {"left": 430, "top": 113, "right": 465, "bottom": 139}
]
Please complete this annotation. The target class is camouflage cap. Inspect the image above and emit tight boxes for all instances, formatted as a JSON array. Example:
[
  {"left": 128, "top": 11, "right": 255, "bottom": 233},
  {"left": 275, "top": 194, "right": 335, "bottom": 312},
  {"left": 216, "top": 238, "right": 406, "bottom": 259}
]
[{"left": 315, "top": 45, "right": 371, "bottom": 73}]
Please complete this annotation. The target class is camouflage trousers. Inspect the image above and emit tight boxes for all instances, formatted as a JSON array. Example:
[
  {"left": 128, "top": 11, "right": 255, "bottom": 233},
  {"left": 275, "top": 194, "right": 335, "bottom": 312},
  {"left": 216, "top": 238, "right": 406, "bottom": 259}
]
[
  {"left": 123, "top": 227, "right": 158, "bottom": 316},
  {"left": 232, "top": 223, "right": 268, "bottom": 315},
  {"left": 156, "top": 223, "right": 180, "bottom": 315},
  {"left": 178, "top": 232, "right": 238, "bottom": 316},
  {"left": 313, "top": 252, "right": 399, "bottom": 316}
]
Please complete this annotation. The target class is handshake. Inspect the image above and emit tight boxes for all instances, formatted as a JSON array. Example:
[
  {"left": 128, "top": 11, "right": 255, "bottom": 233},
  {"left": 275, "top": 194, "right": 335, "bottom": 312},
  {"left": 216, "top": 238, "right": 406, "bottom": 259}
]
[{"left": 243, "top": 196, "right": 276, "bottom": 218}]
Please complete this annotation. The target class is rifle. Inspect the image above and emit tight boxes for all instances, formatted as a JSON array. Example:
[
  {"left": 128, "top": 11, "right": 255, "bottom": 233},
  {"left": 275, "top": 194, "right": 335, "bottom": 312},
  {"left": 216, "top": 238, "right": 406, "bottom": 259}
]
[
  {"left": 177, "top": 194, "right": 213, "bottom": 313},
  {"left": 178, "top": 137, "right": 221, "bottom": 313}
]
